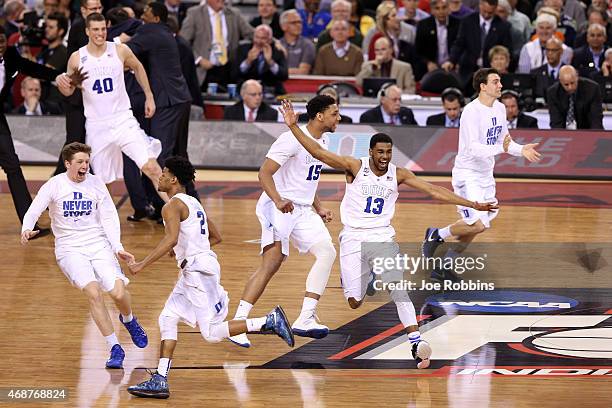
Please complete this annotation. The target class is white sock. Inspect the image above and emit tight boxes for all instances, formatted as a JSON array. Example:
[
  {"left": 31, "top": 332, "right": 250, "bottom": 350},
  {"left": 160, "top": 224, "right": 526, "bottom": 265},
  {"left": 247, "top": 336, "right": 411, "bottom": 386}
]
[
  {"left": 408, "top": 331, "right": 421, "bottom": 344},
  {"left": 439, "top": 226, "right": 452, "bottom": 240},
  {"left": 299, "top": 297, "right": 319, "bottom": 318},
  {"left": 157, "top": 358, "right": 171, "bottom": 377},
  {"left": 234, "top": 300, "right": 253, "bottom": 320},
  {"left": 246, "top": 317, "right": 267, "bottom": 332},
  {"left": 105, "top": 333, "right": 119, "bottom": 348},
  {"left": 121, "top": 313, "right": 133, "bottom": 323}
]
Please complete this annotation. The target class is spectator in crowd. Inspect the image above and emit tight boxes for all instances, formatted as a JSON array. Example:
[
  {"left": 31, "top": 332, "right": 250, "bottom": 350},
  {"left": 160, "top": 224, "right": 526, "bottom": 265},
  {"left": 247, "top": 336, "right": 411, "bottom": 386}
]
[
  {"left": 298, "top": 84, "right": 353, "bottom": 123},
  {"left": 180, "top": 0, "right": 254, "bottom": 91},
  {"left": 574, "top": 8, "right": 612, "bottom": 48},
  {"left": 531, "top": 37, "right": 565, "bottom": 99},
  {"left": 517, "top": 13, "right": 572, "bottom": 73},
  {"left": 298, "top": 0, "right": 332, "bottom": 40},
  {"left": 43, "top": 0, "right": 60, "bottom": 17},
  {"left": 313, "top": 19, "right": 363, "bottom": 75},
  {"left": 223, "top": 80, "right": 278, "bottom": 121},
  {"left": 164, "top": 0, "right": 191, "bottom": 28},
  {"left": 415, "top": 0, "right": 460, "bottom": 73},
  {"left": 360, "top": 84, "right": 417, "bottom": 125},
  {"left": 366, "top": 1, "right": 416, "bottom": 60},
  {"left": 317, "top": 0, "right": 362, "bottom": 50},
  {"left": 14, "top": 77, "right": 61, "bottom": 115},
  {"left": 235, "top": 24, "right": 288, "bottom": 95},
  {"left": 495, "top": 0, "right": 527, "bottom": 60},
  {"left": 397, "top": 0, "right": 430, "bottom": 25},
  {"left": 505, "top": 0, "right": 531, "bottom": 58},
  {"left": 539, "top": 0, "right": 577, "bottom": 46},
  {"left": 279, "top": 9, "right": 315, "bottom": 74},
  {"left": 591, "top": 47, "right": 612, "bottom": 80},
  {"left": 347, "top": 0, "right": 375, "bottom": 36},
  {"left": 500, "top": 90, "right": 538, "bottom": 128},
  {"left": 535, "top": 0, "right": 584, "bottom": 37},
  {"left": 4, "top": 0, "right": 25, "bottom": 39},
  {"left": 488, "top": 45, "right": 511, "bottom": 74},
  {"left": 167, "top": 16, "right": 203, "bottom": 109},
  {"left": 443, "top": 0, "right": 513, "bottom": 88},
  {"left": 426, "top": 87, "right": 464, "bottom": 126},
  {"left": 250, "top": 0, "right": 283, "bottom": 39},
  {"left": 38, "top": 12, "right": 68, "bottom": 71},
  {"left": 448, "top": 0, "right": 473, "bottom": 18},
  {"left": 572, "top": 23, "right": 608, "bottom": 78},
  {"left": 547, "top": 65, "right": 603, "bottom": 129},
  {"left": 356, "top": 37, "right": 415, "bottom": 93}
]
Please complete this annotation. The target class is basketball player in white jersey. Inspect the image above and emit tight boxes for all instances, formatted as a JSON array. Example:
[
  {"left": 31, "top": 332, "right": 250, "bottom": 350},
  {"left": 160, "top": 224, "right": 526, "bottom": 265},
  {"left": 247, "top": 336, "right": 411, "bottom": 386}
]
[
  {"left": 55, "top": 13, "right": 166, "bottom": 201},
  {"left": 279, "top": 99, "right": 497, "bottom": 368},
  {"left": 126, "top": 156, "right": 294, "bottom": 399},
  {"left": 421, "top": 68, "right": 541, "bottom": 274},
  {"left": 21, "top": 142, "right": 148, "bottom": 369},
  {"left": 228, "top": 95, "right": 338, "bottom": 348}
]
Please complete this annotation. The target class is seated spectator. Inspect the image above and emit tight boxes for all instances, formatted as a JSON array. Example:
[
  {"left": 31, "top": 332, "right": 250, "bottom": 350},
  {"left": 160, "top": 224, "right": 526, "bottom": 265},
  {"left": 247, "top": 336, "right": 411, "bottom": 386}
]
[
  {"left": 496, "top": 0, "right": 527, "bottom": 60},
  {"left": 356, "top": 37, "right": 415, "bottom": 93},
  {"left": 279, "top": 9, "right": 315, "bottom": 74},
  {"left": 313, "top": 19, "right": 363, "bottom": 75},
  {"left": 251, "top": 0, "right": 283, "bottom": 39},
  {"left": 298, "top": 84, "right": 353, "bottom": 122},
  {"left": 359, "top": 84, "right": 417, "bottom": 125},
  {"left": 3, "top": 0, "right": 25, "bottom": 39},
  {"left": 348, "top": 0, "right": 376, "bottom": 36},
  {"left": 531, "top": 37, "right": 565, "bottom": 99},
  {"left": 517, "top": 13, "right": 572, "bottom": 73},
  {"left": 448, "top": 0, "right": 473, "bottom": 18},
  {"left": 590, "top": 47, "right": 612, "bottom": 80},
  {"left": 298, "top": 0, "right": 332, "bottom": 40},
  {"left": 14, "top": 77, "right": 61, "bottom": 115},
  {"left": 505, "top": 0, "right": 532, "bottom": 59},
  {"left": 397, "top": 0, "right": 430, "bottom": 25},
  {"left": 235, "top": 25, "right": 288, "bottom": 95},
  {"left": 547, "top": 65, "right": 603, "bottom": 129},
  {"left": 573, "top": 8, "right": 612, "bottom": 48},
  {"left": 366, "top": 2, "right": 414, "bottom": 60},
  {"left": 572, "top": 23, "right": 608, "bottom": 78},
  {"left": 500, "top": 90, "right": 538, "bottom": 128},
  {"left": 426, "top": 87, "right": 463, "bottom": 126},
  {"left": 488, "top": 45, "right": 511, "bottom": 74},
  {"left": 415, "top": 0, "right": 460, "bottom": 73},
  {"left": 223, "top": 80, "right": 278, "bottom": 122},
  {"left": 317, "top": 0, "right": 363, "bottom": 50},
  {"left": 540, "top": 0, "right": 578, "bottom": 47}
]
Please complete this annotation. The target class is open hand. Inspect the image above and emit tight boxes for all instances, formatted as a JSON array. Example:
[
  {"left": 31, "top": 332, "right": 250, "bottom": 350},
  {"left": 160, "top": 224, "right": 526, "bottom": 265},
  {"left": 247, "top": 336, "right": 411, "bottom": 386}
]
[
  {"left": 69, "top": 66, "right": 89, "bottom": 88},
  {"left": 279, "top": 99, "right": 299, "bottom": 127},
  {"left": 522, "top": 143, "right": 541, "bottom": 162}
]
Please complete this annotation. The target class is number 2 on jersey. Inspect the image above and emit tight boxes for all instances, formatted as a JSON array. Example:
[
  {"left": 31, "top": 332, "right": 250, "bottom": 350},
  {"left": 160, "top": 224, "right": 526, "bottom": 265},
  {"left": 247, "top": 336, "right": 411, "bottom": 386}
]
[
  {"left": 196, "top": 211, "right": 206, "bottom": 235},
  {"left": 92, "top": 78, "right": 113, "bottom": 94},
  {"left": 306, "top": 164, "right": 322, "bottom": 181},
  {"left": 364, "top": 196, "right": 384, "bottom": 214}
]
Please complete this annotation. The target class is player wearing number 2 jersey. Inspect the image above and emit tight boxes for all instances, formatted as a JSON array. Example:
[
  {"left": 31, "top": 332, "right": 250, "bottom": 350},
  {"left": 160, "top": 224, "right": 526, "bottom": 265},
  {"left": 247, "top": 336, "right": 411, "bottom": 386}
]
[
  {"left": 228, "top": 95, "right": 339, "bottom": 348},
  {"left": 279, "top": 99, "right": 499, "bottom": 369},
  {"left": 56, "top": 13, "right": 166, "bottom": 201}
]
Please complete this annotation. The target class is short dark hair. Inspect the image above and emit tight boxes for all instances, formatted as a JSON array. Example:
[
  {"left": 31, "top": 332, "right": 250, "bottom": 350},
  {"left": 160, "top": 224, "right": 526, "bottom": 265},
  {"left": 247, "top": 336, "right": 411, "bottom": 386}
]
[
  {"left": 86, "top": 12, "right": 105, "bottom": 27},
  {"left": 165, "top": 156, "right": 196, "bottom": 186},
  {"left": 62, "top": 142, "right": 91, "bottom": 162},
  {"left": 106, "top": 7, "right": 130, "bottom": 26},
  {"left": 147, "top": 1, "right": 168, "bottom": 23},
  {"left": 500, "top": 89, "right": 519, "bottom": 104},
  {"left": 472, "top": 67, "right": 500, "bottom": 93},
  {"left": 480, "top": 0, "right": 498, "bottom": 7},
  {"left": 369, "top": 133, "right": 393, "bottom": 149},
  {"left": 47, "top": 12, "right": 68, "bottom": 35},
  {"left": 306, "top": 95, "right": 336, "bottom": 120}
]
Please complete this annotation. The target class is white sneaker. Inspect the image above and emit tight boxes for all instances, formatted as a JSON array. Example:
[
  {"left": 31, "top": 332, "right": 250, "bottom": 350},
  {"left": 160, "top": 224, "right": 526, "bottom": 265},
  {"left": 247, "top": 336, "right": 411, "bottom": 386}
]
[
  {"left": 411, "top": 340, "right": 432, "bottom": 369},
  {"left": 228, "top": 333, "right": 251, "bottom": 348},
  {"left": 292, "top": 313, "right": 329, "bottom": 339}
]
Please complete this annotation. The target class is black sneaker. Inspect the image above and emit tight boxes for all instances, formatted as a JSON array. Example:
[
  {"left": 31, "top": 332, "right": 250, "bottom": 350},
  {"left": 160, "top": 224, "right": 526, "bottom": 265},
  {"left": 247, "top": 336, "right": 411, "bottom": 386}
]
[{"left": 421, "top": 227, "right": 444, "bottom": 258}]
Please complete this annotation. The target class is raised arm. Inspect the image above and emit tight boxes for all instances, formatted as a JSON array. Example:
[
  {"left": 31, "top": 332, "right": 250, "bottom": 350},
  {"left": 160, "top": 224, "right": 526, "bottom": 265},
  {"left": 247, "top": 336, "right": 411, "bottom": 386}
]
[
  {"left": 279, "top": 99, "right": 361, "bottom": 174},
  {"left": 118, "top": 43, "right": 156, "bottom": 118}
]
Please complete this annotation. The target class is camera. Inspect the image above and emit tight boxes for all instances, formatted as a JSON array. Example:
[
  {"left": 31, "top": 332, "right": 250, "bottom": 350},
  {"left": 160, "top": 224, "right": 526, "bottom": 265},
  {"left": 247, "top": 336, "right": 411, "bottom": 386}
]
[{"left": 20, "top": 11, "right": 45, "bottom": 46}]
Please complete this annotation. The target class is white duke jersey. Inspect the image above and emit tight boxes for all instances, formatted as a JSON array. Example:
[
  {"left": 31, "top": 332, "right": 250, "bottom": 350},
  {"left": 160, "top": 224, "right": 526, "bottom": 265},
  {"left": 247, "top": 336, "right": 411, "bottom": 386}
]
[
  {"left": 21, "top": 173, "right": 123, "bottom": 252},
  {"left": 79, "top": 42, "right": 131, "bottom": 120},
  {"left": 172, "top": 193, "right": 214, "bottom": 262},
  {"left": 340, "top": 158, "right": 398, "bottom": 229},
  {"left": 264, "top": 125, "right": 329, "bottom": 206},
  {"left": 453, "top": 99, "right": 508, "bottom": 179}
]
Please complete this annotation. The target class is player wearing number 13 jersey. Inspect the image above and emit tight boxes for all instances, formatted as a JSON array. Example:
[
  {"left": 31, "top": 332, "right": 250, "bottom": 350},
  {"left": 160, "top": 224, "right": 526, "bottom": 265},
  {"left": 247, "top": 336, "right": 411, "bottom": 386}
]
[
  {"left": 57, "top": 13, "right": 166, "bottom": 199},
  {"left": 279, "top": 98, "right": 500, "bottom": 368}
]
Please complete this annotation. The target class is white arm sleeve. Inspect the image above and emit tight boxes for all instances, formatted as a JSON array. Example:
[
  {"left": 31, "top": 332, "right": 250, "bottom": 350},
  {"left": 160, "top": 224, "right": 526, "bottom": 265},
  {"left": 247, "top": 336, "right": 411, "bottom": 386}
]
[
  {"left": 507, "top": 139, "right": 524, "bottom": 156},
  {"left": 21, "top": 179, "right": 54, "bottom": 233},
  {"left": 266, "top": 132, "right": 300, "bottom": 166},
  {"left": 97, "top": 181, "right": 124, "bottom": 253}
]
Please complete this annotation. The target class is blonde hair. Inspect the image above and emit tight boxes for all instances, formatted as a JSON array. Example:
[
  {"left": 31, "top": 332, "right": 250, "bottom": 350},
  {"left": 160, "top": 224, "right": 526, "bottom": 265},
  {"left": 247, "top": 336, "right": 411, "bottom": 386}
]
[{"left": 375, "top": 1, "right": 397, "bottom": 34}]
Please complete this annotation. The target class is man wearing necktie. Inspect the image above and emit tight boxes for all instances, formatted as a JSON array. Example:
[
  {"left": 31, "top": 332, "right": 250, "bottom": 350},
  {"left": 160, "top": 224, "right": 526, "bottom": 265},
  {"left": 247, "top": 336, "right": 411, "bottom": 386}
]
[
  {"left": 223, "top": 79, "right": 279, "bottom": 122},
  {"left": 359, "top": 84, "right": 418, "bottom": 125},
  {"left": 426, "top": 87, "right": 464, "bottom": 127},
  {"left": 530, "top": 37, "right": 565, "bottom": 100}
]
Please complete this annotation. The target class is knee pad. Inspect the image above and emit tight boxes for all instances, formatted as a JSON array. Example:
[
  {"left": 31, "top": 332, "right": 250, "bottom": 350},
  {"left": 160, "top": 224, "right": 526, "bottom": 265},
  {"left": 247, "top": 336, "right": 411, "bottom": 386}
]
[
  {"left": 306, "top": 240, "right": 336, "bottom": 295},
  {"left": 201, "top": 321, "right": 229, "bottom": 343},
  {"left": 158, "top": 314, "right": 179, "bottom": 341}
]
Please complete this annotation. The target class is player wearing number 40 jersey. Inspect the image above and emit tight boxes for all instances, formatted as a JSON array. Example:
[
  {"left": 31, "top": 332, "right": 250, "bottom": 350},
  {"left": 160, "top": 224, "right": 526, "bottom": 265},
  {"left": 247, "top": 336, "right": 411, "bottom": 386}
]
[
  {"left": 279, "top": 99, "right": 498, "bottom": 368},
  {"left": 56, "top": 12, "right": 167, "bottom": 202}
]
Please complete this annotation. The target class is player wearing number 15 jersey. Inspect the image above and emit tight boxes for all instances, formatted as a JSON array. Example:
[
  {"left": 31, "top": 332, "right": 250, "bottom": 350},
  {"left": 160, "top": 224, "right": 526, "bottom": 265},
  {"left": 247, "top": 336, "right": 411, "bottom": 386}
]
[
  {"left": 279, "top": 99, "right": 499, "bottom": 368},
  {"left": 56, "top": 13, "right": 166, "bottom": 200}
]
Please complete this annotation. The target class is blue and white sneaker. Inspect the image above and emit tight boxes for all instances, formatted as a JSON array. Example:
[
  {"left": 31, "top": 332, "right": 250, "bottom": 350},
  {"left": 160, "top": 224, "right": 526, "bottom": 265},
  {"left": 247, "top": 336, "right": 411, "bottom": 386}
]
[
  {"left": 411, "top": 340, "right": 432, "bottom": 369},
  {"left": 120, "top": 315, "right": 148, "bottom": 348},
  {"left": 105, "top": 344, "right": 125, "bottom": 369},
  {"left": 261, "top": 305, "right": 295, "bottom": 347},
  {"left": 228, "top": 332, "right": 251, "bottom": 348},
  {"left": 365, "top": 271, "right": 378, "bottom": 297},
  {"left": 292, "top": 312, "right": 329, "bottom": 339},
  {"left": 422, "top": 227, "right": 444, "bottom": 258},
  {"left": 127, "top": 370, "right": 170, "bottom": 399}
]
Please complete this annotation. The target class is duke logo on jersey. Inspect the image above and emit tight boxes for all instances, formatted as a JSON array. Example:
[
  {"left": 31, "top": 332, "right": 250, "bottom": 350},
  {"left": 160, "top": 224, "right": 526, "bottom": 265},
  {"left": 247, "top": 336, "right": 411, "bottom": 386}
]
[
  {"left": 486, "top": 117, "right": 503, "bottom": 145},
  {"left": 63, "top": 191, "right": 93, "bottom": 218}
]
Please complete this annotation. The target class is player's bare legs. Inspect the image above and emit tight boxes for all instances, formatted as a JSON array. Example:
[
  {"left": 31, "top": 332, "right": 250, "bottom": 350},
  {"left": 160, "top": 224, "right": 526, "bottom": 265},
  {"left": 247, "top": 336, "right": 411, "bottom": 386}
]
[
  {"left": 141, "top": 159, "right": 169, "bottom": 202},
  {"left": 240, "top": 242, "right": 286, "bottom": 304},
  {"left": 83, "top": 282, "right": 114, "bottom": 336},
  {"left": 108, "top": 280, "right": 132, "bottom": 316}
]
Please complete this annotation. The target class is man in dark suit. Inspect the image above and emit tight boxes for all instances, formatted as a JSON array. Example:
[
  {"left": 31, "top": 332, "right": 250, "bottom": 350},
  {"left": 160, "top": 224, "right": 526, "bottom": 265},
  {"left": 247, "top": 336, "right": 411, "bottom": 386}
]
[
  {"left": 572, "top": 23, "right": 608, "bottom": 79},
  {"left": 359, "top": 84, "right": 417, "bottom": 125},
  {"left": 53, "top": 0, "right": 103, "bottom": 175},
  {"left": 415, "top": 0, "right": 460, "bottom": 73},
  {"left": 530, "top": 37, "right": 564, "bottom": 100},
  {"left": 163, "top": 0, "right": 193, "bottom": 28},
  {"left": 500, "top": 90, "right": 538, "bottom": 129},
  {"left": 14, "top": 77, "right": 62, "bottom": 115},
  {"left": 234, "top": 24, "right": 288, "bottom": 96},
  {"left": 0, "top": 27, "right": 62, "bottom": 235},
  {"left": 547, "top": 65, "right": 603, "bottom": 129},
  {"left": 250, "top": 0, "right": 283, "bottom": 39},
  {"left": 426, "top": 87, "right": 463, "bottom": 126},
  {"left": 223, "top": 80, "right": 278, "bottom": 121},
  {"left": 443, "top": 0, "right": 513, "bottom": 88}
]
